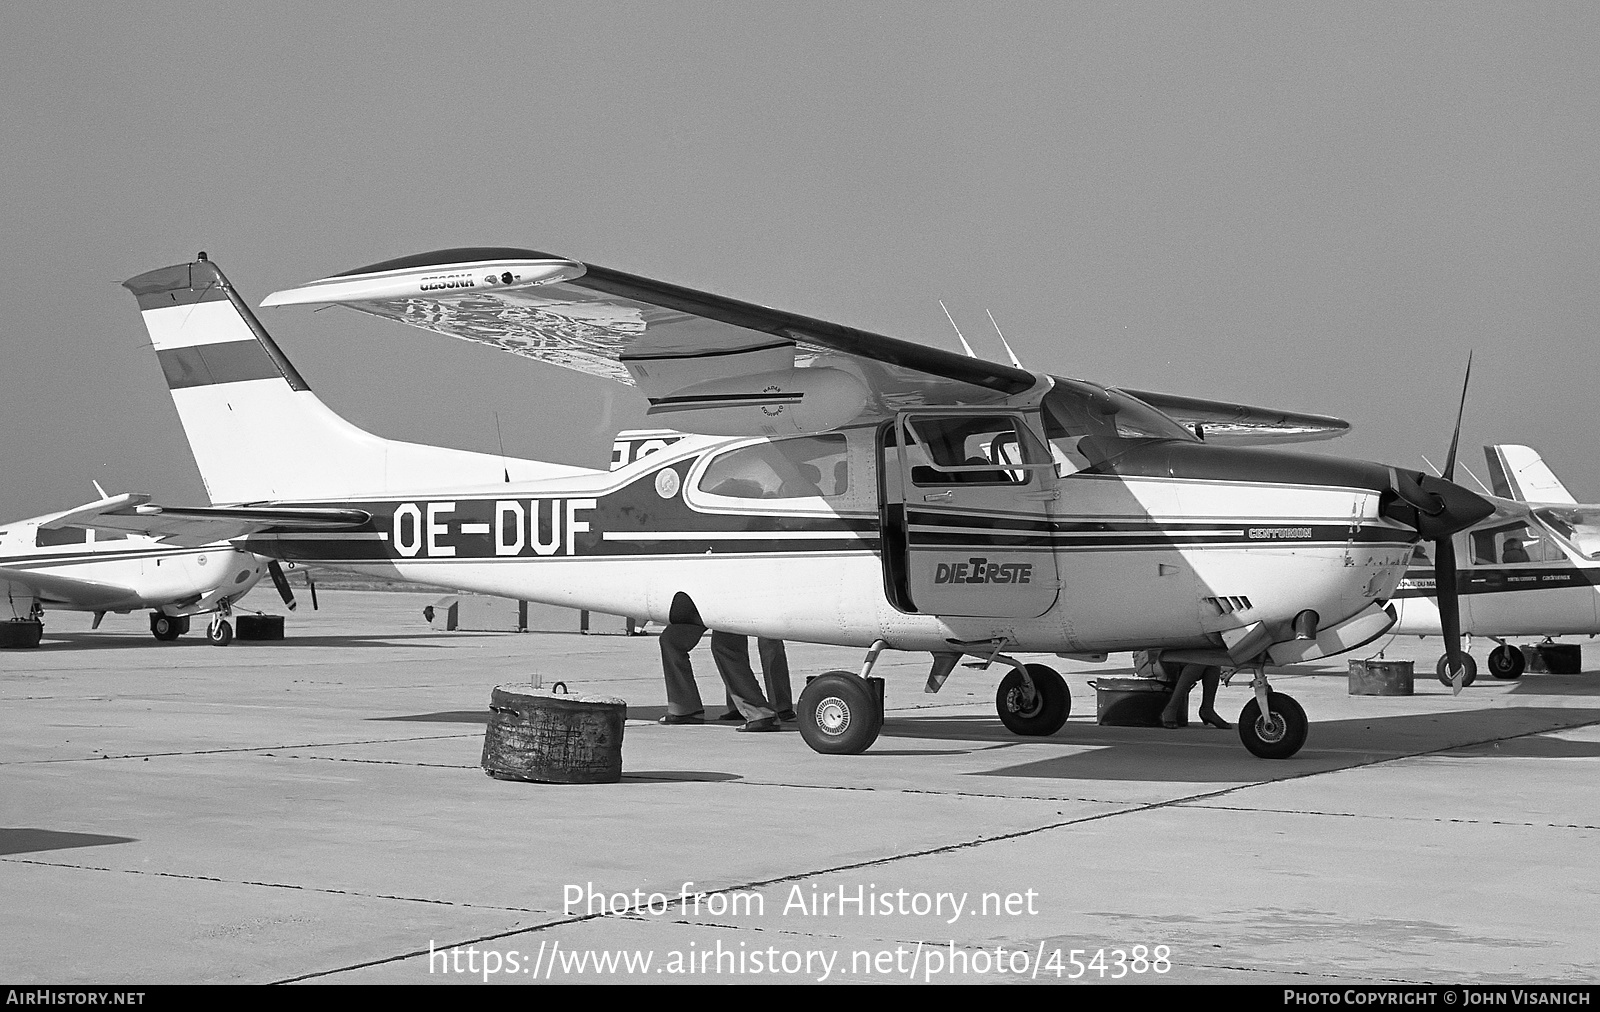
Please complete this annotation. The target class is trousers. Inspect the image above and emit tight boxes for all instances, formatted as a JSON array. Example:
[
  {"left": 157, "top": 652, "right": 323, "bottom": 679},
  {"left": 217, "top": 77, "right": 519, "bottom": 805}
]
[
  {"left": 718, "top": 635, "right": 792, "bottom": 714},
  {"left": 659, "top": 622, "right": 777, "bottom": 721}
]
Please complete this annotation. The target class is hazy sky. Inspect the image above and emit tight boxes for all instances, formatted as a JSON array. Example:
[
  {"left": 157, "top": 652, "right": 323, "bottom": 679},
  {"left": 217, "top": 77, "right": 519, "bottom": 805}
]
[{"left": 3, "top": 3, "right": 1598, "bottom": 520}]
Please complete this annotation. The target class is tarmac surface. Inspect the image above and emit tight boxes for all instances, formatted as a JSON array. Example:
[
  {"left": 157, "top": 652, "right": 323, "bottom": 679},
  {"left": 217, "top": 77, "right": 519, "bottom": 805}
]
[{"left": 3, "top": 591, "right": 1597, "bottom": 985}]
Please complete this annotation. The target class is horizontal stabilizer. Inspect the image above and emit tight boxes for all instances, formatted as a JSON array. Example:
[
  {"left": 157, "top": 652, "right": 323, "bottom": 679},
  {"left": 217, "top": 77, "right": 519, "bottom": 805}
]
[{"left": 78, "top": 504, "right": 371, "bottom": 548}]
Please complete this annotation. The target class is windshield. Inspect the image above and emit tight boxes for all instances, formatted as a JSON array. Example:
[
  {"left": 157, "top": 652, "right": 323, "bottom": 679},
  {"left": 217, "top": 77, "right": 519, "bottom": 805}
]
[
  {"left": 1533, "top": 507, "right": 1600, "bottom": 561},
  {"left": 1040, "top": 379, "right": 1194, "bottom": 472}
]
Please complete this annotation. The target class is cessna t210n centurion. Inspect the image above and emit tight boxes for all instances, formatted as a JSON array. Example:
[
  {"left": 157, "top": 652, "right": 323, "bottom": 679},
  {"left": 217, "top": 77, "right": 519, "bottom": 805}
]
[{"left": 110, "top": 249, "right": 1494, "bottom": 758}]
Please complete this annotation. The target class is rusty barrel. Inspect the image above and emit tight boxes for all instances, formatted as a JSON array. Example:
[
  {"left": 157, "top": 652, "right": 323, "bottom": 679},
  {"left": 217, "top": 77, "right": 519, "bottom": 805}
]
[
  {"left": 1347, "top": 659, "right": 1414, "bottom": 695},
  {"left": 481, "top": 683, "right": 626, "bottom": 784}
]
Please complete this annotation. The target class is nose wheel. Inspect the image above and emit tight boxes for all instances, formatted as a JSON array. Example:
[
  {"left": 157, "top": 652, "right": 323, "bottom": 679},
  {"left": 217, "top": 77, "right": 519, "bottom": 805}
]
[
  {"left": 1237, "top": 690, "right": 1308, "bottom": 759},
  {"left": 1435, "top": 652, "right": 1478, "bottom": 687},
  {"left": 995, "top": 664, "right": 1070, "bottom": 736},
  {"left": 207, "top": 617, "right": 233, "bottom": 646}
]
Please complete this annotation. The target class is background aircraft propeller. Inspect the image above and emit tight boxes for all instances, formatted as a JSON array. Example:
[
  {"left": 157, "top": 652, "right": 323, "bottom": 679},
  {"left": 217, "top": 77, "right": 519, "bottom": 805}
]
[{"left": 266, "top": 559, "right": 298, "bottom": 611}]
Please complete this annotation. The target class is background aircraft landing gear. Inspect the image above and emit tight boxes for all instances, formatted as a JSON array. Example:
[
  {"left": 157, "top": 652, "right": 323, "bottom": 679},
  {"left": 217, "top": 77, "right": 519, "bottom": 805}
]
[
  {"left": 206, "top": 617, "right": 233, "bottom": 646},
  {"left": 150, "top": 613, "right": 190, "bottom": 642},
  {"left": 1435, "top": 652, "right": 1477, "bottom": 687},
  {"left": 995, "top": 663, "right": 1070, "bottom": 736},
  {"left": 1487, "top": 644, "right": 1525, "bottom": 680},
  {"left": 798, "top": 671, "right": 882, "bottom": 755},
  {"left": 1238, "top": 691, "right": 1308, "bottom": 759}
]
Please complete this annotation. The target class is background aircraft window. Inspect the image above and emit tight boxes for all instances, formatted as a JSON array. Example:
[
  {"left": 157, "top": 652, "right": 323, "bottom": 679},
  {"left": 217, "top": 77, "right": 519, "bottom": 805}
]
[
  {"left": 35, "top": 527, "right": 87, "bottom": 547},
  {"left": 1470, "top": 522, "right": 1553, "bottom": 565},
  {"left": 698, "top": 434, "right": 848, "bottom": 499},
  {"left": 1534, "top": 507, "right": 1600, "bottom": 561},
  {"left": 90, "top": 529, "right": 127, "bottom": 542}
]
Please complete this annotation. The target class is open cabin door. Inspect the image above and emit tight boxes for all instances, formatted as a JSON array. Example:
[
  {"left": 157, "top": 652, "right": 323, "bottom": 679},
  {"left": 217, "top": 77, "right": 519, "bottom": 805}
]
[{"left": 878, "top": 411, "right": 1060, "bottom": 618}]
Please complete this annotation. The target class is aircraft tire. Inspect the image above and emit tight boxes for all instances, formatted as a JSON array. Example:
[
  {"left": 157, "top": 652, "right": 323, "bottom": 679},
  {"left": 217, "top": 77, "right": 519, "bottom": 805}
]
[
  {"left": 1487, "top": 645, "right": 1525, "bottom": 680},
  {"left": 150, "top": 613, "right": 184, "bottom": 642},
  {"left": 1238, "top": 691, "right": 1308, "bottom": 760},
  {"left": 1435, "top": 652, "right": 1478, "bottom": 687},
  {"left": 798, "top": 672, "right": 881, "bottom": 755},
  {"left": 207, "top": 619, "right": 234, "bottom": 647},
  {"left": 995, "top": 664, "right": 1070, "bottom": 736}
]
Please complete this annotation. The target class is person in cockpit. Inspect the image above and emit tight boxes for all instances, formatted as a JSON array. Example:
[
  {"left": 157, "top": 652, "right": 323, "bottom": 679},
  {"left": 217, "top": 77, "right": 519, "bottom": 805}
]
[{"left": 1502, "top": 538, "right": 1530, "bottom": 564}]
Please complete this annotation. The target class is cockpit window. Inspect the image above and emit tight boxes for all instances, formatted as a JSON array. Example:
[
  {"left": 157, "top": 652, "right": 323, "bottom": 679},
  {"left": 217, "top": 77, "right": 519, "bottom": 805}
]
[
  {"left": 698, "top": 434, "right": 848, "bottom": 499},
  {"left": 900, "top": 415, "right": 1049, "bottom": 487},
  {"left": 1041, "top": 379, "right": 1194, "bottom": 471},
  {"left": 1471, "top": 521, "right": 1557, "bottom": 565}
]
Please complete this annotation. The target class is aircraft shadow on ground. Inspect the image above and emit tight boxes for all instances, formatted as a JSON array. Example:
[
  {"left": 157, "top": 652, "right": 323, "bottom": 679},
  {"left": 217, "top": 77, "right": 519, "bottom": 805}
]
[
  {"left": 40, "top": 632, "right": 453, "bottom": 651},
  {"left": 1506, "top": 672, "right": 1600, "bottom": 696},
  {"left": 373, "top": 705, "right": 726, "bottom": 724},
  {"left": 876, "top": 706, "right": 1600, "bottom": 783},
  {"left": 0, "top": 828, "right": 137, "bottom": 857}
]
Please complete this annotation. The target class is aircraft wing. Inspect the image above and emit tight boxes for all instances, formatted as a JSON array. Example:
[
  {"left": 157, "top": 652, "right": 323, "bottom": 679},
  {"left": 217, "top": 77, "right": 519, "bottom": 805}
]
[
  {"left": 260, "top": 247, "right": 1349, "bottom": 442},
  {"left": 67, "top": 505, "right": 373, "bottom": 548},
  {"left": 0, "top": 564, "right": 142, "bottom": 610},
  {"left": 1118, "top": 389, "right": 1351, "bottom": 445}
]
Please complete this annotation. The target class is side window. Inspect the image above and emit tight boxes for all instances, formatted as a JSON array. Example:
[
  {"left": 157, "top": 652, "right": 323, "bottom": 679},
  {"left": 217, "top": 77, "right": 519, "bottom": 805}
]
[
  {"left": 698, "top": 434, "right": 848, "bottom": 499},
  {"left": 1470, "top": 522, "right": 1550, "bottom": 565},
  {"left": 35, "top": 527, "right": 87, "bottom": 547},
  {"left": 903, "top": 415, "right": 1046, "bottom": 487}
]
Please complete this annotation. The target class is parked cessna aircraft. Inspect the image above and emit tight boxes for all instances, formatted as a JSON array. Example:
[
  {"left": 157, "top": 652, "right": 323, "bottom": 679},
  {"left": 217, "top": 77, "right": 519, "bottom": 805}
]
[
  {"left": 92, "top": 250, "right": 1494, "bottom": 758},
  {"left": 0, "top": 490, "right": 298, "bottom": 647},
  {"left": 1392, "top": 444, "right": 1600, "bottom": 683}
]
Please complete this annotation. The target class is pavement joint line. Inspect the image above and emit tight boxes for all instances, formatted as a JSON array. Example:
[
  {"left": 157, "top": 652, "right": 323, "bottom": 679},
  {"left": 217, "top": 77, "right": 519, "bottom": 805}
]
[
  {"left": 723, "top": 778, "right": 1144, "bottom": 806},
  {"left": 267, "top": 702, "right": 1600, "bottom": 982},
  {"left": 0, "top": 855, "right": 549, "bottom": 915},
  {"left": 271, "top": 752, "right": 479, "bottom": 769},
  {"left": 0, "top": 733, "right": 479, "bottom": 765},
  {"left": 1179, "top": 804, "right": 1600, "bottom": 831}
]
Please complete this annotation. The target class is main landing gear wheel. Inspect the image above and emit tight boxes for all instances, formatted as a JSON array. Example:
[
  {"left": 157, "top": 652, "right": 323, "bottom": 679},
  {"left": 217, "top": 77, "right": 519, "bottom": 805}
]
[
  {"left": 1487, "top": 645, "right": 1525, "bottom": 680},
  {"left": 995, "top": 664, "right": 1070, "bottom": 737},
  {"left": 150, "top": 613, "right": 185, "bottom": 642},
  {"left": 1238, "top": 691, "right": 1308, "bottom": 760},
  {"left": 207, "top": 619, "right": 233, "bottom": 646},
  {"left": 798, "top": 671, "right": 882, "bottom": 755},
  {"left": 1435, "top": 652, "right": 1478, "bottom": 687}
]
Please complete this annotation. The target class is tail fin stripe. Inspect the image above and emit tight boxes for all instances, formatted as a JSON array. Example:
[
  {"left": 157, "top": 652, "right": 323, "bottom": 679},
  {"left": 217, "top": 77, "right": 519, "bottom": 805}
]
[{"left": 157, "top": 341, "right": 283, "bottom": 389}]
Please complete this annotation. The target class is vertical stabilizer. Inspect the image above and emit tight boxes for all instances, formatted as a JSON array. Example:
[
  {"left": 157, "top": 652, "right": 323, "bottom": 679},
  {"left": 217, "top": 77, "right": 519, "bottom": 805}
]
[
  {"left": 1483, "top": 445, "right": 1577, "bottom": 504},
  {"left": 123, "top": 256, "right": 592, "bottom": 504}
]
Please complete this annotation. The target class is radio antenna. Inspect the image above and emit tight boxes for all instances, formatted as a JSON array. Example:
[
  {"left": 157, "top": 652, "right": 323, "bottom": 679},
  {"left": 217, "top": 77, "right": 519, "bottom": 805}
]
[
  {"left": 986, "top": 309, "right": 1023, "bottom": 368},
  {"left": 938, "top": 301, "right": 978, "bottom": 358}
]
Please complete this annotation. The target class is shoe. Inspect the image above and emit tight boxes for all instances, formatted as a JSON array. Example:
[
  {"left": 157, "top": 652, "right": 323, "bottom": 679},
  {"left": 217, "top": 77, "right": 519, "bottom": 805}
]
[
  {"left": 737, "top": 716, "right": 781, "bottom": 732},
  {"left": 776, "top": 709, "right": 798, "bottom": 722},
  {"left": 658, "top": 711, "right": 705, "bottom": 725},
  {"left": 716, "top": 710, "right": 743, "bottom": 721},
  {"left": 1199, "top": 709, "right": 1232, "bottom": 730}
]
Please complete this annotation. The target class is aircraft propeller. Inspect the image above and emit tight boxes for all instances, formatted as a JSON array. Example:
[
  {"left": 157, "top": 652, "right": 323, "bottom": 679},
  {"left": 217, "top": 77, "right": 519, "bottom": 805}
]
[{"left": 1435, "top": 353, "right": 1473, "bottom": 694}]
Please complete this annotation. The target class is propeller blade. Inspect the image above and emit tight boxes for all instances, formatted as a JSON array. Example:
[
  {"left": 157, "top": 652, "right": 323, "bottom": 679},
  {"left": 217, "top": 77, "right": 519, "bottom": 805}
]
[
  {"left": 1434, "top": 535, "right": 1466, "bottom": 694},
  {"left": 1441, "top": 351, "right": 1473, "bottom": 482},
  {"left": 266, "top": 559, "right": 297, "bottom": 611},
  {"left": 305, "top": 569, "right": 318, "bottom": 611}
]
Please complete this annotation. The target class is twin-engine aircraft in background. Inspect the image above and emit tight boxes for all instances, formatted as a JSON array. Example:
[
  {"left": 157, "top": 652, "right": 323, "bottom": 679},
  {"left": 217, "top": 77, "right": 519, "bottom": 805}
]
[
  {"left": 0, "top": 490, "right": 305, "bottom": 647},
  {"left": 102, "top": 249, "right": 1494, "bottom": 758},
  {"left": 1392, "top": 445, "right": 1600, "bottom": 682}
]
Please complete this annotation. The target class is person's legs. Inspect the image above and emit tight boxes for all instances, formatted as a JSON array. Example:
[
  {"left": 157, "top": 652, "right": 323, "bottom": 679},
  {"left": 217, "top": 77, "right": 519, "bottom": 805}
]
[
  {"left": 710, "top": 631, "right": 776, "bottom": 725},
  {"left": 1197, "top": 665, "right": 1231, "bottom": 728},
  {"left": 1160, "top": 663, "right": 1203, "bottom": 727},
  {"left": 756, "top": 638, "right": 793, "bottom": 715},
  {"left": 660, "top": 622, "right": 708, "bottom": 717}
]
